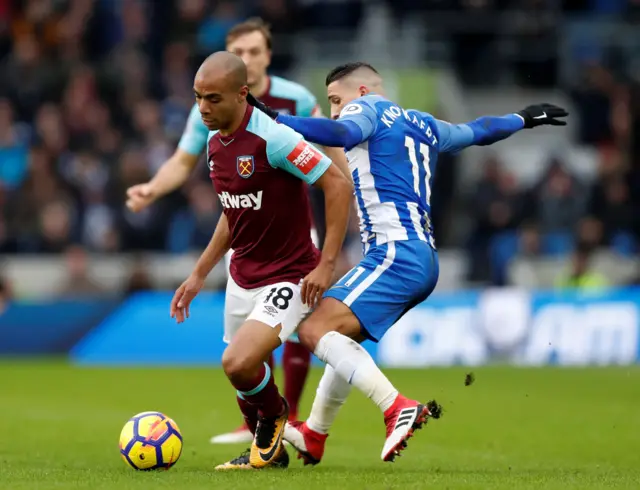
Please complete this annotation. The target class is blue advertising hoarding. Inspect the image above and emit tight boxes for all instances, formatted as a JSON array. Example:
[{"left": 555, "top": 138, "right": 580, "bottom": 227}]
[
  {"left": 65, "top": 288, "right": 640, "bottom": 367},
  {"left": 0, "top": 299, "right": 118, "bottom": 355},
  {"left": 376, "top": 288, "right": 639, "bottom": 367}
]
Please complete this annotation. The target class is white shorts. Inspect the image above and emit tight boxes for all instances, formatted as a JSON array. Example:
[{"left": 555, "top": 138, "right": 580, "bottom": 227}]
[{"left": 223, "top": 275, "right": 311, "bottom": 345}]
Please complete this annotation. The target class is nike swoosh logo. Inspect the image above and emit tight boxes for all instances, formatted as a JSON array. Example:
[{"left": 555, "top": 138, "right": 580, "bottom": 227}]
[
  {"left": 533, "top": 112, "right": 547, "bottom": 119},
  {"left": 258, "top": 426, "right": 284, "bottom": 462}
]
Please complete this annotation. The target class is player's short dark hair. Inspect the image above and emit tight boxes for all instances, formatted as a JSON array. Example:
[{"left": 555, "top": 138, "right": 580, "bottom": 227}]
[
  {"left": 226, "top": 18, "right": 272, "bottom": 50},
  {"left": 325, "top": 62, "right": 379, "bottom": 86}
]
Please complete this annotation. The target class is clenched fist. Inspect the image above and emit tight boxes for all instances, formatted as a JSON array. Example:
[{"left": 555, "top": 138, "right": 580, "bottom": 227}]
[{"left": 126, "top": 183, "right": 156, "bottom": 212}]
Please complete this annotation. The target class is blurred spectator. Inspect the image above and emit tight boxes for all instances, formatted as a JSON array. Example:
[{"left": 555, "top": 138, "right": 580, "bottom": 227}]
[
  {"left": 57, "top": 245, "right": 105, "bottom": 297},
  {"left": 529, "top": 157, "right": 587, "bottom": 233},
  {"left": 298, "top": 0, "right": 364, "bottom": 30},
  {"left": 115, "top": 147, "right": 170, "bottom": 251},
  {"left": 167, "top": 181, "right": 221, "bottom": 253},
  {"left": 197, "top": 1, "right": 242, "bottom": 55},
  {"left": 170, "top": 0, "right": 207, "bottom": 47},
  {"left": 0, "top": 274, "right": 11, "bottom": 314},
  {"left": 6, "top": 146, "right": 77, "bottom": 252},
  {"left": 250, "top": 0, "right": 299, "bottom": 73},
  {"left": 554, "top": 242, "right": 608, "bottom": 290},
  {"left": 0, "top": 98, "right": 29, "bottom": 190},
  {"left": 62, "top": 66, "right": 100, "bottom": 145},
  {"left": 627, "top": 79, "right": 640, "bottom": 176},
  {"left": 36, "top": 200, "right": 76, "bottom": 253},
  {"left": 123, "top": 256, "right": 154, "bottom": 295},
  {"left": 0, "top": 0, "right": 11, "bottom": 59},
  {"left": 449, "top": 0, "right": 500, "bottom": 86},
  {"left": 430, "top": 149, "right": 458, "bottom": 247},
  {"left": 510, "top": 0, "right": 559, "bottom": 88},
  {"left": 587, "top": 175, "right": 638, "bottom": 244},
  {"left": 467, "top": 156, "right": 526, "bottom": 281},
  {"left": 575, "top": 216, "right": 604, "bottom": 248},
  {"left": 162, "top": 41, "right": 195, "bottom": 109},
  {"left": 33, "top": 103, "right": 69, "bottom": 157},
  {"left": 0, "top": 183, "right": 17, "bottom": 252},
  {"left": 569, "top": 63, "right": 618, "bottom": 147},
  {"left": 0, "top": 30, "right": 61, "bottom": 121},
  {"left": 131, "top": 99, "right": 173, "bottom": 175},
  {"left": 518, "top": 223, "right": 542, "bottom": 258}
]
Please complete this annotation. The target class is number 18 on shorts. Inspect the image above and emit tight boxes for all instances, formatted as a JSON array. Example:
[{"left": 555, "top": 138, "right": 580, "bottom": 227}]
[{"left": 223, "top": 278, "right": 310, "bottom": 344}]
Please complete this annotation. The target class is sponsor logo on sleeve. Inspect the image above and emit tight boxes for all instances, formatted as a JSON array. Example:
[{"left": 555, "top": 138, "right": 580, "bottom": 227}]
[{"left": 286, "top": 141, "right": 323, "bottom": 175}]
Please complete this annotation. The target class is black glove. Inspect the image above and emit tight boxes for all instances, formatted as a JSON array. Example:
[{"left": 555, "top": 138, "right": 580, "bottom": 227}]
[
  {"left": 517, "top": 103, "right": 568, "bottom": 128},
  {"left": 246, "top": 92, "right": 279, "bottom": 120}
]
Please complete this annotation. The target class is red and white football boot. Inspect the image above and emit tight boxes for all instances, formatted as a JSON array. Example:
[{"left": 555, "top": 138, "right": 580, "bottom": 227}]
[
  {"left": 283, "top": 421, "right": 328, "bottom": 465},
  {"left": 381, "top": 395, "right": 442, "bottom": 462}
]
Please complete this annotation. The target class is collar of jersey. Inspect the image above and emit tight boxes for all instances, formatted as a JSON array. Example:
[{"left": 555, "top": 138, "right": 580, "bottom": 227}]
[{"left": 217, "top": 104, "right": 253, "bottom": 144}]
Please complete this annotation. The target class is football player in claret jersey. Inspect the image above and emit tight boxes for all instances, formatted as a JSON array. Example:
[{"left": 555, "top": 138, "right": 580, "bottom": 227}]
[
  {"left": 125, "top": 18, "right": 349, "bottom": 445},
  {"left": 249, "top": 62, "right": 568, "bottom": 463},
  {"left": 170, "top": 52, "right": 351, "bottom": 470}
]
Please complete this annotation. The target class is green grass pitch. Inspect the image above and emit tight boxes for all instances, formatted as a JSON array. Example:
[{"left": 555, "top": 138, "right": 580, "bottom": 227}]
[{"left": 1, "top": 360, "right": 639, "bottom": 489}]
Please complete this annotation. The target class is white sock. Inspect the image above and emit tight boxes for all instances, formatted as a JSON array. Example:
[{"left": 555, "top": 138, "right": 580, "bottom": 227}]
[
  {"left": 306, "top": 364, "right": 352, "bottom": 435},
  {"left": 314, "top": 331, "right": 398, "bottom": 413}
]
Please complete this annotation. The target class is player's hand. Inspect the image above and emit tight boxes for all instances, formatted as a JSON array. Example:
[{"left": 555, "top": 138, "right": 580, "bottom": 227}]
[
  {"left": 126, "top": 183, "right": 156, "bottom": 212},
  {"left": 170, "top": 273, "right": 205, "bottom": 323},
  {"left": 301, "top": 261, "right": 334, "bottom": 308},
  {"left": 246, "top": 93, "right": 279, "bottom": 120},
  {"left": 516, "top": 103, "right": 568, "bottom": 128}
]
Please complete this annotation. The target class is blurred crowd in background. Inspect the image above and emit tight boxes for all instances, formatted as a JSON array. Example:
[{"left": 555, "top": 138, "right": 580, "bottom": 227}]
[{"left": 1, "top": 0, "right": 640, "bottom": 296}]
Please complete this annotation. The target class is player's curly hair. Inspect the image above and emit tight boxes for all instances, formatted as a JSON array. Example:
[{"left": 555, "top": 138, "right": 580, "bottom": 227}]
[{"left": 325, "top": 62, "right": 379, "bottom": 86}]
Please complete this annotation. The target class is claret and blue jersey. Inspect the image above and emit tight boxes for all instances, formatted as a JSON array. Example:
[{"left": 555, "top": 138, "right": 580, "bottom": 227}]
[
  {"left": 178, "top": 75, "right": 320, "bottom": 157},
  {"left": 205, "top": 105, "right": 330, "bottom": 290}
]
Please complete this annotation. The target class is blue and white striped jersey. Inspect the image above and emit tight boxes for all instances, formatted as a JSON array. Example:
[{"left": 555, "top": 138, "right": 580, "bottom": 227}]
[{"left": 339, "top": 94, "right": 445, "bottom": 250}]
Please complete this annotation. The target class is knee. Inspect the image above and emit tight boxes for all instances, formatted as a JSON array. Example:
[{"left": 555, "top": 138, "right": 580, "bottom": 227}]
[
  {"left": 222, "top": 348, "right": 254, "bottom": 382},
  {"left": 298, "top": 318, "right": 324, "bottom": 352}
]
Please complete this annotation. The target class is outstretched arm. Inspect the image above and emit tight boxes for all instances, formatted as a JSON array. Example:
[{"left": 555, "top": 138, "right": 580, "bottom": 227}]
[
  {"left": 436, "top": 115, "right": 524, "bottom": 152},
  {"left": 437, "top": 103, "right": 568, "bottom": 153},
  {"left": 247, "top": 93, "right": 375, "bottom": 149},
  {"left": 126, "top": 104, "right": 207, "bottom": 212},
  {"left": 277, "top": 115, "right": 365, "bottom": 149},
  {"left": 170, "top": 214, "right": 231, "bottom": 323}
]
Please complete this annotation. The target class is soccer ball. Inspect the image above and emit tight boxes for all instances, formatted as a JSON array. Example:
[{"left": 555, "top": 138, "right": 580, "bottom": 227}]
[{"left": 119, "top": 411, "right": 183, "bottom": 470}]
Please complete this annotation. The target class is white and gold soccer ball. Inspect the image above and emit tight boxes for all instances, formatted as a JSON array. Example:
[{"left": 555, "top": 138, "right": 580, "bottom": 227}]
[{"left": 119, "top": 411, "right": 183, "bottom": 470}]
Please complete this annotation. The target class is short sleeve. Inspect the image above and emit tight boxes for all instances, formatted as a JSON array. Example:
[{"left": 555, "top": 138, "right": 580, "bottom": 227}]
[
  {"left": 337, "top": 101, "right": 377, "bottom": 142},
  {"left": 296, "top": 90, "right": 321, "bottom": 118},
  {"left": 178, "top": 104, "right": 209, "bottom": 155},
  {"left": 266, "top": 124, "right": 332, "bottom": 185}
]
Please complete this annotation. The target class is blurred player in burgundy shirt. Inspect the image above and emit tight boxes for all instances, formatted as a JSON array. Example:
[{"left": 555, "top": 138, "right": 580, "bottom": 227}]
[
  {"left": 169, "top": 53, "right": 351, "bottom": 469},
  {"left": 125, "top": 20, "right": 349, "bottom": 445}
]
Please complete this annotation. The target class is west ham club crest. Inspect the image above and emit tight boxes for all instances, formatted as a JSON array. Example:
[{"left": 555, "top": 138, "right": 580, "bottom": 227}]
[{"left": 237, "top": 155, "right": 254, "bottom": 178}]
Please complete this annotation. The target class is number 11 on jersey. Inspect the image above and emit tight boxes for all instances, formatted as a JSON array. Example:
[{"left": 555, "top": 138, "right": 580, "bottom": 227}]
[{"left": 404, "top": 136, "right": 431, "bottom": 203}]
